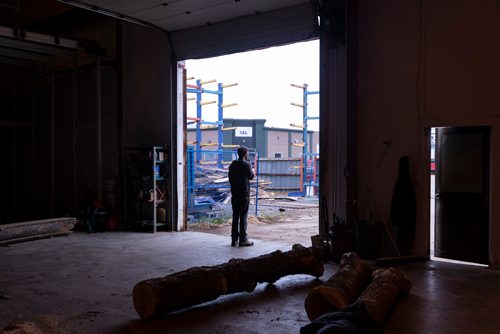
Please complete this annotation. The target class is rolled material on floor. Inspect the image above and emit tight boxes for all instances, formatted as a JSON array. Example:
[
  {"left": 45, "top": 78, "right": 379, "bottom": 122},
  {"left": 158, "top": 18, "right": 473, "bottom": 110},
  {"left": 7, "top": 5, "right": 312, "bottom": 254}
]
[
  {"left": 358, "top": 267, "right": 412, "bottom": 326},
  {"left": 304, "top": 252, "right": 373, "bottom": 321},
  {"left": 133, "top": 244, "right": 324, "bottom": 319}
]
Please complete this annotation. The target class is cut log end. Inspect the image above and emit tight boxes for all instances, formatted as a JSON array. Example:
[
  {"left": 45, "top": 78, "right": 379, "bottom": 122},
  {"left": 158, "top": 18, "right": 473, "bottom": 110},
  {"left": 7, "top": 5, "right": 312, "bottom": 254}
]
[
  {"left": 303, "top": 252, "right": 373, "bottom": 321},
  {"left": 133, "top": 282, "right": 158, "bottom": 319},
  {"left": 304, "top": 286, "right": 350, "bottom": 321}
]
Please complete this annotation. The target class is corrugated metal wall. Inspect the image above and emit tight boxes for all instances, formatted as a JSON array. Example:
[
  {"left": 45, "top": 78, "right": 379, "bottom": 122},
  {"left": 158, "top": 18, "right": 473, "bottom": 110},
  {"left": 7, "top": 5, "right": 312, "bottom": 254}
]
[{"left": 258, "top": 158, "right": 302, "bottom": 190}]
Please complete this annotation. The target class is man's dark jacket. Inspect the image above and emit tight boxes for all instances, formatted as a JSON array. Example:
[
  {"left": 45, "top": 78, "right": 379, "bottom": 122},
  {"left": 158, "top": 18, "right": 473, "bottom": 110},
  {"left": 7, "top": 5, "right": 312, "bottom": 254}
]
[{"left": 228, "top": 158, "right": 254, "bottom": 202}]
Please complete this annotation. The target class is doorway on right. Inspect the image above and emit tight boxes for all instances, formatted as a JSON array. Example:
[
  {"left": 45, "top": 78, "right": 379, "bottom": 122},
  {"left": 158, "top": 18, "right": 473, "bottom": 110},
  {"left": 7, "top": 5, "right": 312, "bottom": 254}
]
[{"left": 431, "top": 126, "right": 490, "bottom": 266}]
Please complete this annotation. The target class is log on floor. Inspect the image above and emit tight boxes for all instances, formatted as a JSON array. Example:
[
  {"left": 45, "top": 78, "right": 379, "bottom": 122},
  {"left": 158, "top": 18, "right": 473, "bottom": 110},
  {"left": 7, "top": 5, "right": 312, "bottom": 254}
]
[
  {"left": 0, "top": 218, "right": 77, "bottom": 245},
  {"left": 304, "top": 252, "right": 373, "bottom": 321},
  {"left": 133, "top": 244, "right": 324, "bottom": 319},
  {"left": 357, "top": 267, "right": 412, "bottom": 326}
]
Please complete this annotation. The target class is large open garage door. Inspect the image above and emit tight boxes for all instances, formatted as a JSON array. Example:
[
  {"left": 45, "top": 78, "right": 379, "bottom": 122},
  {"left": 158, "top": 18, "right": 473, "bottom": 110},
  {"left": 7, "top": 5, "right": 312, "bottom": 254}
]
[{"left": 180, "top": 41, "right": 320, "bottom": 246}]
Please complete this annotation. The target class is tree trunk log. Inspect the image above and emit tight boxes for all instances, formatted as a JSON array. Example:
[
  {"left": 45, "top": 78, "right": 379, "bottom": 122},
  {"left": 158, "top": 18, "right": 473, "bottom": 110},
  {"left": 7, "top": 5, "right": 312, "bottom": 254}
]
[
  {"left": 0, "top": 218, "right": 76, "bottom": 245},
  {"left": 358, "top": 267, "right": 412, "bottom": 326},
  {"left": 304, "top": 252, "right": 373, "bottom": 320},
  {"left": 133, "top": 244, "right": 324, "bottom": 319}
]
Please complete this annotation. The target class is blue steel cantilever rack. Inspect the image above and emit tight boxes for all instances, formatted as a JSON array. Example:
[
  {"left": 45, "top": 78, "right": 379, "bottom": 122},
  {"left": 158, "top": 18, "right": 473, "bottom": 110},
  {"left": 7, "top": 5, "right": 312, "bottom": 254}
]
[
  {"left": 186, "top": 79, "right": 237, "bottom": 168},
  {"left": 291, "top": 83, "right": 319, "bottom": 195}
]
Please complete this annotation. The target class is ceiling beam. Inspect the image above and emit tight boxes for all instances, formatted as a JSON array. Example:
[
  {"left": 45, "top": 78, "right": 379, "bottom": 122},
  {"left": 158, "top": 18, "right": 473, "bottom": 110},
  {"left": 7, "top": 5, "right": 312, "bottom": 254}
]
[
  {"left": 0, "top": 26, "right": 78, "bottom": 49},
  {"left": 0, "top": 45, "right": 54, "bottom": 62},
  {"left": 0, "top": 36, "right": 75, "bottom": 57}
]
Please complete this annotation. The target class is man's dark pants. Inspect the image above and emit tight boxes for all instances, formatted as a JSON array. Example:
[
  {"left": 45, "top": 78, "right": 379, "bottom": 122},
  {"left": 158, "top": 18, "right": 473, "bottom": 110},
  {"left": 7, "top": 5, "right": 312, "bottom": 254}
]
[{"left": 231, "top": 196, "right": 250, "bottom": 243}]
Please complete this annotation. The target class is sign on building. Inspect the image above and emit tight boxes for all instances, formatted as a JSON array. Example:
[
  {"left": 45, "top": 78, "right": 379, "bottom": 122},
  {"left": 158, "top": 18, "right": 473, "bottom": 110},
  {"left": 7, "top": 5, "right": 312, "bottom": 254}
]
[{"left": 235, "top": 127, "right": 253, "bottom": 137}]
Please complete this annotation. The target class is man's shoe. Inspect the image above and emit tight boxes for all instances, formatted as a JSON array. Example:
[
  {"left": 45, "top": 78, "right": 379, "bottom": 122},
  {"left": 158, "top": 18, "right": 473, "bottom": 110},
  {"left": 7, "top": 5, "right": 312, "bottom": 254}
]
[
  {"left": 231, "top": 240, "right": 238, "bottom": 247},
  {"left": 239, "top": 240, "right": 254, "bottom": 247}
]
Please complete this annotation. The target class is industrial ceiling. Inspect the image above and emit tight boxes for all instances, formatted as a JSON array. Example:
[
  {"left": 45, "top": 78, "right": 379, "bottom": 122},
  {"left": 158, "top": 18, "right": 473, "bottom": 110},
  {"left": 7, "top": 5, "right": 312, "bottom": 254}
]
[
  {"left": 0, "top": 0, "right": 318, "bottom": 77},
  {"left": 58, "top": 0, "right": 311, "bottom": 32}
]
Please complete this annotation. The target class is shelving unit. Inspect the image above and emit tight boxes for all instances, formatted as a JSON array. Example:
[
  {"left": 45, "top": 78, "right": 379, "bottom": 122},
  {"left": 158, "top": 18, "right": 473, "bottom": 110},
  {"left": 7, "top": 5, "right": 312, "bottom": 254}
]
[{"left": 124, "top": 145, "right": 169, "bottom": 232}]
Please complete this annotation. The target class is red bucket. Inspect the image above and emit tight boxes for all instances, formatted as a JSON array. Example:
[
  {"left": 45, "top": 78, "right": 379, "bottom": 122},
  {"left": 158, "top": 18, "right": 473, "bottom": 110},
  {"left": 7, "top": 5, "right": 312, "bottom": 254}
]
[{"left": 106, "top": 214, "right": 121, "bottom": 231}]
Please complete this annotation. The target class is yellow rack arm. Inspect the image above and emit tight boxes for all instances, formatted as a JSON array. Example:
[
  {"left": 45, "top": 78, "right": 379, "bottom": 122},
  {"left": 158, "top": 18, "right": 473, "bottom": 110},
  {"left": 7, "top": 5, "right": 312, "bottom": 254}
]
[
  {"left": 221, "top": 103, "right": 238, "bottom": 108},
  {"left": 290, "top": 123, "right": 304, "bottom": 129},
  {"left": 187, "top": 97, "right": 196, "bottom": 101},
  {"left": 222, "top": 127, "right": 237, "bottom": 131},
  {"left": 290, "top": 165, "right": 305, "bottom": 169},
  {"left": 291, "top": 142, "right": 305, "bottom": 147},
  {"left": 291, "top": 102, "right": 304, "bottom": 108},
  {"left": 186, "top": 76, "right": 195, "bottom": 80},
  {"left": 199, "top": 160, "right": 217, "bottom": 165},
  {"left": 200, "top": 125, "right": 218, "bottom": 130},
  {"left": 222, "top": 83, "right": 238, "bottom": 88},
  {"left": 200, "top": 100, "right": 216, "bottom": 106},
  {"left": 200, "top": 79, "right": 216, "bottom": 85},
  {"left": 291, "top": 83, "right": 306, "bottom": 89},
  {"left": 222, "top": 144, "right": 240, "bottom": 148},
  {"left": 199, "top": 142, "right": 219, "bottom": 147},
  {"left": 186, "top": 141, "right": 197, "bottom": 145}
]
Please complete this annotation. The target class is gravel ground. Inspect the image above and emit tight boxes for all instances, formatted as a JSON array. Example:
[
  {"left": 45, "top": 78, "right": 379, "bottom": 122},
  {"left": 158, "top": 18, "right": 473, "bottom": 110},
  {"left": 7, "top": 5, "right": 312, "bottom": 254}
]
[{"left": 188, "top": 198, "right": 319, "bottom": 246}]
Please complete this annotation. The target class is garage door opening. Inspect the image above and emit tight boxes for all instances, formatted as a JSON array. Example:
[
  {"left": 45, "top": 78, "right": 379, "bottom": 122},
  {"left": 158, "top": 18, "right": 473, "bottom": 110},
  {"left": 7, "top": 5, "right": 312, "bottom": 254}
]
[
  {"left": 178, "top": 40, "right": 320, "bottom": 246},
  {"left": 430, "top": 126, "right": 489, "bottom": 267}
]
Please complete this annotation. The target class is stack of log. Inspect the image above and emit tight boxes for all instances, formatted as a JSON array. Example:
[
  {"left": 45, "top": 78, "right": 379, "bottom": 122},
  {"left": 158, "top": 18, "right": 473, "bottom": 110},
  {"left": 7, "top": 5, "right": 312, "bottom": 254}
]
[
  {"left": 302, "top": 252, "right": 412, "bottom": 332},
  {"left": 132, "top": 244, "right": 324, "bottom": 319},
  {"left": 0, "top": 217, "right": 77, "bottom": 246},
  {"left": 132, "top": 246, "right": 411, "bottom": 331}
]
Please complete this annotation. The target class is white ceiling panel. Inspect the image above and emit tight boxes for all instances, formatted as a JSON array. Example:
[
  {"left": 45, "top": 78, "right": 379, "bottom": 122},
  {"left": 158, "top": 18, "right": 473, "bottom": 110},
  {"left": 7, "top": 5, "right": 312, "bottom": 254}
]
[{"left": 59, "top": 0, "right": 310, "bottom": 31}]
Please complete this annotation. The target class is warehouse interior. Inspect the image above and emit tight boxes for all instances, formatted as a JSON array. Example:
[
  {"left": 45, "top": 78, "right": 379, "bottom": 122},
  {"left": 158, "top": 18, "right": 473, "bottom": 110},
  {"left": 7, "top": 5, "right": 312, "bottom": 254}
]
[{"left": 2, "top": 0, "right": 500, "bottom": 333}]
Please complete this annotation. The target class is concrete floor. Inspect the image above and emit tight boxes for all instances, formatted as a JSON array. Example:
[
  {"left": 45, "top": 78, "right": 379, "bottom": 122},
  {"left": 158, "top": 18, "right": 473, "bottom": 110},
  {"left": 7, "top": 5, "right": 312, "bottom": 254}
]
[{"left": 1, "top": 231, "right": 500, "bottom": 334}]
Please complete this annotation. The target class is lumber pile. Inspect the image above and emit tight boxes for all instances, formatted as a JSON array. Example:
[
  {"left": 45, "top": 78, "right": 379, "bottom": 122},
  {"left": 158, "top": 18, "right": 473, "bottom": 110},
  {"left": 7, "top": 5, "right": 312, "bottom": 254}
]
[
  {"left": 132, "top": 244, "right": 324, "bottom": 319},
  {"left": 0, "top": 217, "right": 77, "bottom": 246},
  {"left": 191, "top": 164, "right": 273, "bottom": 205}
]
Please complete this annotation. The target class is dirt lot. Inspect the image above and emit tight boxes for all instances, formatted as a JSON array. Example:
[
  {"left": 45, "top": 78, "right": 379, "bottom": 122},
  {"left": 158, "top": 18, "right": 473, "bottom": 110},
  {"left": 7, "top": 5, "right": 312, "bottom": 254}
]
[{"left": 188, "top": 198, "right": 319, "bottom": 246}]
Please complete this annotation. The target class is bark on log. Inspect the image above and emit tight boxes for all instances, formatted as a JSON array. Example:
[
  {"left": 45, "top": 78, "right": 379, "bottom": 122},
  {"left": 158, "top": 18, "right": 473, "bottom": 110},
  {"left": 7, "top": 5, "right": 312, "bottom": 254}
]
[
  {"left": 304, "top": 252, "right": 373, "bottom": 320},
  {"left": 133, "top": 244, "right": 324, "bottom": 319},
  {"left": 0, "top": 218, "right": 76, "bottom": 245},
  {"left": 358, "top": 267, "right": 412, "bottom": 326}
]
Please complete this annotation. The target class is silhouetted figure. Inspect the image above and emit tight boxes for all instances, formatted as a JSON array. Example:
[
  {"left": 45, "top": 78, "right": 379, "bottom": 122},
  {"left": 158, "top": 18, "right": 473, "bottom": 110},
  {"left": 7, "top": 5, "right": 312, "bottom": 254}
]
[
  {"left": 228, "top": 146, "right": 255, "bottom": 247},
  {"left": 390, "top": 156, "right": 417, "bottom": 255}
]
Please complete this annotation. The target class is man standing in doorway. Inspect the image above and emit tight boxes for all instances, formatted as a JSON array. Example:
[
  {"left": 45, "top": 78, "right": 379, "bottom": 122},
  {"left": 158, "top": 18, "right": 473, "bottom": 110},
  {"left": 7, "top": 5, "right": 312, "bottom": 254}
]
[{"left": 229, "top": 146, "right": 255, "bottom": 247}]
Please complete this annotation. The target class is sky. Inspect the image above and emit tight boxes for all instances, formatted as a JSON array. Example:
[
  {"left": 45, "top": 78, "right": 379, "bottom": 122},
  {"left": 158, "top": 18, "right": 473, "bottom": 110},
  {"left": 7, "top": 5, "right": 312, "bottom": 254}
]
[{"left": 184, "top": 39, "right": 320, "bottom": 131}]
